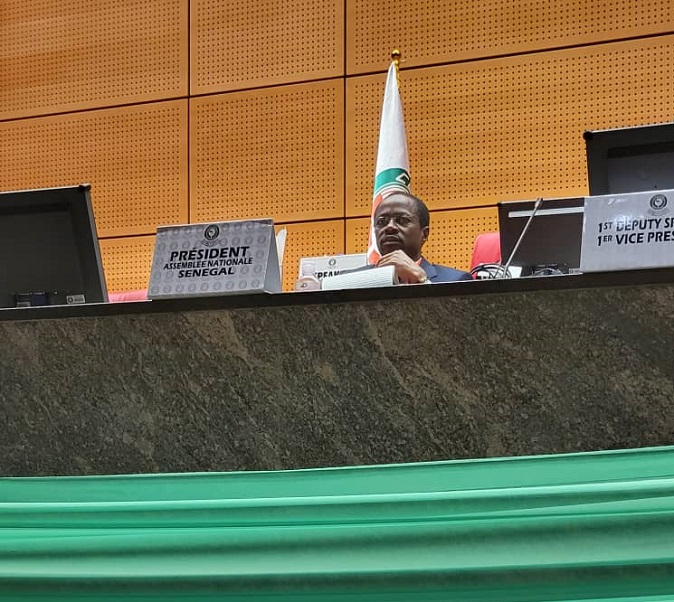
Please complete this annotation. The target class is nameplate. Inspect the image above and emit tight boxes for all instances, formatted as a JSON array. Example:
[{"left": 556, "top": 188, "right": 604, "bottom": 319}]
[
  {"left": 581, "top": 190, "right": 674, "bottom": 272},
  {"left": 148, "top": 219, "right": 281, "bottom": 298},
  {"left": 299, "top": 253, "right": 367, "bottom": 282}
]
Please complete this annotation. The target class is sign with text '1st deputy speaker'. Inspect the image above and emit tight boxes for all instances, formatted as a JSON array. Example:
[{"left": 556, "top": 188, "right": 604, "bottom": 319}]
[
  {"left": 148, "top": 219, "right": 281, "bottom": 298},
  {"left": 581, "top": 189, "right": 674, "bottom": 272}
]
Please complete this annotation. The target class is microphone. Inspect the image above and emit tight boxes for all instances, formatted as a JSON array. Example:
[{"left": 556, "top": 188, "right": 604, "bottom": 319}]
[{"left": 500, "top": 197, "right": 543, "bottom": 278}]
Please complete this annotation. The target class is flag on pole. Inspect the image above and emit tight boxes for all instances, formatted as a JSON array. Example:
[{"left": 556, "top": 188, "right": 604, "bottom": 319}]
[{"left": 367, "top": 60, "right": 411, "bottom": 265}]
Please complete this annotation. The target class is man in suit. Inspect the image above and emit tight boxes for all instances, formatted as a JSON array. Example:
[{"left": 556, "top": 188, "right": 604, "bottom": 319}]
[{"left": 374, "top": 192, "right": 472, "bottom": 284}]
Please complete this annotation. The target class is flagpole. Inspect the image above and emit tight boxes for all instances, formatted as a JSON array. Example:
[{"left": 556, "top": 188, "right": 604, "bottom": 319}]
[
  {"left": 366, "top": 50, "right": 411, "bottom": 265},
  {"left": 391, "top": 49, "right": 401, "bottom": 87}
]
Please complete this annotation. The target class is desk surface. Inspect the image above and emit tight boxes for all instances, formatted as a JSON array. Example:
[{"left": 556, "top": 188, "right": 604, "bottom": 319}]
[
  {"left": 1, "top": 268, "right": 674, "bottom": 476},
  {"left": 2, "top": 266, "right": 674, "bottom": 322}
]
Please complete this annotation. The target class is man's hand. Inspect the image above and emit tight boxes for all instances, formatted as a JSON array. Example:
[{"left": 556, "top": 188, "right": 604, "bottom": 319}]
[{"left": 377, "top": 250, "right": 428, "bottom": 284}]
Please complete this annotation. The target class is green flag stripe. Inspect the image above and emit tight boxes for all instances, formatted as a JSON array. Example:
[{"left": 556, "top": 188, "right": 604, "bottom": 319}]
[{"left": 374, "top": 168, "right": 411, "bottom": 195}]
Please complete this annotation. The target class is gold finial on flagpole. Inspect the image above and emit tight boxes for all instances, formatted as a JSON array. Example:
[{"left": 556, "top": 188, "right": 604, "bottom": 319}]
[{"left": 391, "top": 49, "right": 402, "bottom": 87}]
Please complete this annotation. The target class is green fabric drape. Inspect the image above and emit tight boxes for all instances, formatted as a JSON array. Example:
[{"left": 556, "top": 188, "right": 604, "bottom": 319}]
[{"left": 2, "top": 446, "right": 674, "bottom": 601}]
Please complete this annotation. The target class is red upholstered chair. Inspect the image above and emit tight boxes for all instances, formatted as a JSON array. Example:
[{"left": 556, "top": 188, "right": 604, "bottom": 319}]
[
  {"left": 108, "top": 289, "right": 148, "bottom": 302},
  {"left": 470, "top": 232, "right": 501, "bottom": 276}
]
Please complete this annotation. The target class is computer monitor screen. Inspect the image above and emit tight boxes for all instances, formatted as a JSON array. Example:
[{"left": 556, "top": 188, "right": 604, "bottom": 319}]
[
  {"left": 585, "top": 122, "right": 674, "bottom": 195},
  {"left": 0, "top": 184, "right": 107, "bottom": 308},
  {"left": 497, "top": 197, "right": 585, "bottom": 276}
]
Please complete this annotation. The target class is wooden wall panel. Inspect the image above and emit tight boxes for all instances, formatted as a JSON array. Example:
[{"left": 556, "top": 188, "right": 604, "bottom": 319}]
[
  {"left": 4, "top": 1, "right": 674, "bottom": 293},
  {"left": 348, "top": 207, "right": 499, "bottom": 272},
  {"left": 0, "top": 0, "right": 188, "bottom": 120},
  {"left": 191, "top": 80, "right": 344, "bottom": 225},
  {"left": 347, "top": 35, "right": 674, "bottom": 218},
  {"left": 191, "top": 0, "right": 344, "bottom": 94},
  {"left": 100, "top": 235, "right": 156, "bottom": 293},
  {"left": 347, "top": 0, "right": 674, "bottom": 73},
  {"left": 0, "top": 101, "right": 188, "bottom": 238},
  {"left": 344, "top": 218, "right": 369, "bottom": 255},
  {"left": 276, "top": 220, "right": 344, "bottom": 291},
  {"left": 425, "top": 208, "right": 499, "bottom": 271}
]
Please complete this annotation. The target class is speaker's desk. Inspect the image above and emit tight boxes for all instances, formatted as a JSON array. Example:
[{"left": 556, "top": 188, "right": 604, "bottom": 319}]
[{"left": 2, "top": 268, "right": 674, "bottom": 476}]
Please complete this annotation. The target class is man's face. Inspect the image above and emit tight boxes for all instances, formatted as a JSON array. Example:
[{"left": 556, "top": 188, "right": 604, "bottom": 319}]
[{"left": 373, "top": 194, "right": 428, "bottom": 260}]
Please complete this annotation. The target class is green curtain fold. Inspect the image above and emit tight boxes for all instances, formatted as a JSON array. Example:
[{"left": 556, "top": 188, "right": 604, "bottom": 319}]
[{"left": 1, "top": 446, "right": 674, "bottom": 601}]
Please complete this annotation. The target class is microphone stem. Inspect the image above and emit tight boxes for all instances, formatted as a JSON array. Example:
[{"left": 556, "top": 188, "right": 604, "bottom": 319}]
[{"left": 502, "top": 197, "right": 543, "bottom": 277}]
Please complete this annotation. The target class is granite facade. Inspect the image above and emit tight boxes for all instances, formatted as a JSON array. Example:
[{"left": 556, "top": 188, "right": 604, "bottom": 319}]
[{"left": 1, "top": 278, "right": 674, "bottom": 475}]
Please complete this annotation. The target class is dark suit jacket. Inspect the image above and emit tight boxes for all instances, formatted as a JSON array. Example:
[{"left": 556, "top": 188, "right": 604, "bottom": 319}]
[
  {"left": 343, "top": 257, "right": 472, "bottom": 284},
  {"left": 420, "top": 258, "right": 472, "bottom": 283}
]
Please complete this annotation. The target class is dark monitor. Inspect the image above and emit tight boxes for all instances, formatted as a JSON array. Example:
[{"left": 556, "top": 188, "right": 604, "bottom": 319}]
[
  {"left": 0, "top": 184, "right": 108, "bottom": 308},
  {"left": 497, "top": 197, "right": 585, "bottom": 276},
  {"left": 585, "top": 122, "right": 674, "bottom": 195}
]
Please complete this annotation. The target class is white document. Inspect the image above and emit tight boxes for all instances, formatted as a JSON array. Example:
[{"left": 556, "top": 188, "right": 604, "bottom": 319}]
[
  {"left": 275, "top": 228, "right": 287, "bottom": 265},
  {"left": 275, "top": 228, "right": 287, "bottom": 279},
  {"left": 321, "top": 265, "right": 397, "bottom": 290}
]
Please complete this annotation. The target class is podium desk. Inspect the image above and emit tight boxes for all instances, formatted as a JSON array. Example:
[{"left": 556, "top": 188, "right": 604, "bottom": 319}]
[{"left": 2, "top": 268, "right": 674, "bottom": 476}]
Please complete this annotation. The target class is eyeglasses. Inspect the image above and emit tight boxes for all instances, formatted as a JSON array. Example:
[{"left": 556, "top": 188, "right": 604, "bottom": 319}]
[{"left": 374, "top": 214, "right": 417, "bottom": 228}]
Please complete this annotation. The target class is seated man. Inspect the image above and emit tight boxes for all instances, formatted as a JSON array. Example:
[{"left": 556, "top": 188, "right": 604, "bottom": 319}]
[{"left": 373, "top": 192, "right": 472, "bottom": 284}]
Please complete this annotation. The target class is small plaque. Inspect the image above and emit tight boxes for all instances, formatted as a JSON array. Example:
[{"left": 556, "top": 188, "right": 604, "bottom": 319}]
[
  {"left": 299, "top": 253, "right": 367, "bottom": 282},
  {"left": 581, "top": 189, "right": 674, "bottom": 272},
  {"left": 148, "top": 219, "right": 281, "bottom": 298}
]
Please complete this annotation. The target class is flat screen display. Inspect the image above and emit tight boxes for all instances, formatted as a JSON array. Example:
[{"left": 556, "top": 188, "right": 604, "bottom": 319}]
[
  {"left": 585, "top": 122, "right": 674, "bottom": 195},
  {"left": 0, "top": 185, "right": 107, "bottom": 308},
  {"left": 497, "top": 197, "right": 585, "bottom": 276}
]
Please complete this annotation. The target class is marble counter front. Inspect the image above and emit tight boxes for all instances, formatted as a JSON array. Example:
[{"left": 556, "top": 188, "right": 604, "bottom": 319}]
[{"left": 1, "top": 269, "right": 674, "bottom": 476}]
